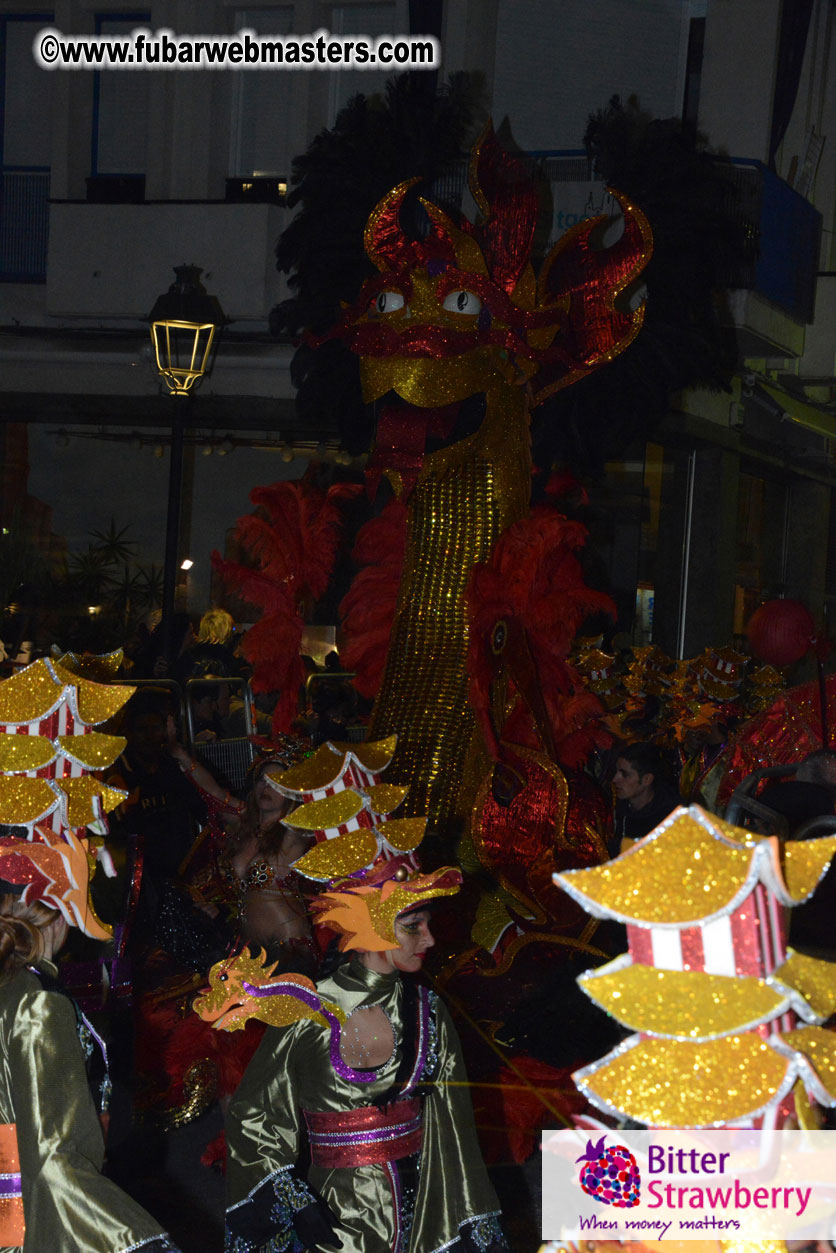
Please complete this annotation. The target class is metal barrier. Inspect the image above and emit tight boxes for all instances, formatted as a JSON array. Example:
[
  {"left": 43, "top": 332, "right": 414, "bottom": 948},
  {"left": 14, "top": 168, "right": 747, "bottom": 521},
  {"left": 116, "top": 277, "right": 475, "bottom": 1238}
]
[
  {"left": 724, "top": 763, "right": 797, "bottom": 836},
  {"left": 184, "top": 675, "right": 256, "bottom": 794}
]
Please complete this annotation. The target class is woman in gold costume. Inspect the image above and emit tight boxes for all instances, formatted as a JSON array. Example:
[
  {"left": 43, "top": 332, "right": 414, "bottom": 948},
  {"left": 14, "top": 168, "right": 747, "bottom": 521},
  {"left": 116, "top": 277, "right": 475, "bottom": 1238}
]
[
  {"left": 0, "top": 831, "right": 180, "bottom": 1252},
  {"left": 217, "top": 861, "right": 509, "bottom": 1252}
]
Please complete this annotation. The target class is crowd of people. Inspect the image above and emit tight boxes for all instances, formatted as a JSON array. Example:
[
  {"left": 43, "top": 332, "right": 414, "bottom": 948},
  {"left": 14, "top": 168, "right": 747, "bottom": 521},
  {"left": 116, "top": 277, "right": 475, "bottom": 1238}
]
[{"left": 2, "top": 609, "right": 836, "bottom": 1252}]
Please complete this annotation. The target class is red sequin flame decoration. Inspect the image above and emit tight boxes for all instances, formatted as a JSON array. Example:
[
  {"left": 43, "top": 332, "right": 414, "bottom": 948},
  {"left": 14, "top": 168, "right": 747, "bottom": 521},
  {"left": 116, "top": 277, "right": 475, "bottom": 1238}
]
[
  {"left": 338, "top": 499, "right": 408, "bottom": 700},
  {"left": 326, "top": 123, "right": 653, "bottom": 403},
  {"left": 465, "top": 508, "right": 615, "bottom": 768}
]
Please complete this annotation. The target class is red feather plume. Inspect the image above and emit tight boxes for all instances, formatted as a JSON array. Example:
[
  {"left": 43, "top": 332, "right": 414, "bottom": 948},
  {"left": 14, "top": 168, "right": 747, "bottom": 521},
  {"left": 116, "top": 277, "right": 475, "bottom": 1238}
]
[
  {"left": 213, "top": 479, "right": 361, "bottom": 731},
  {"left": 339, "top": 499, "right": 408, "bottom": 699}
]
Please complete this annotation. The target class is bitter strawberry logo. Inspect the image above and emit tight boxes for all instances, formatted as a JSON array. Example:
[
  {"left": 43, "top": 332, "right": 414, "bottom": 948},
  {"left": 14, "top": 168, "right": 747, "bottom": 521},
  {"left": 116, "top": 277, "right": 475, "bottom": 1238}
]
[{"left": 576, "top": 1135, "right": 641, "bottom": 1207}]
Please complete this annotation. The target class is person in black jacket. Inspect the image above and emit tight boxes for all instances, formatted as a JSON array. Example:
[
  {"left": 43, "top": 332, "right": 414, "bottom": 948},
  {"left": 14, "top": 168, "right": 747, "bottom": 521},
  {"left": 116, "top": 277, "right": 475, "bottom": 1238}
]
[{"left": 610, "top": 742, "right": 681, "bottom": 857}]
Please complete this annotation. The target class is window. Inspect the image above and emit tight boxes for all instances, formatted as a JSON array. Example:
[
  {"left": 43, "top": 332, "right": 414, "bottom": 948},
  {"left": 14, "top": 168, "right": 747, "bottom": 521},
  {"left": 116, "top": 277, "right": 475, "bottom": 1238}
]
[
  {"left": 229, "top": 7, "right": 294, "bottom": 180},
  {"left": 90, "top": 12, "right": 149, "bottom": 196},
  {"left": 328, "top": 2, "right": 407, "bottom": 124},
  {"left": 0, "top": 14, "right": 53, "bottom": 279}
]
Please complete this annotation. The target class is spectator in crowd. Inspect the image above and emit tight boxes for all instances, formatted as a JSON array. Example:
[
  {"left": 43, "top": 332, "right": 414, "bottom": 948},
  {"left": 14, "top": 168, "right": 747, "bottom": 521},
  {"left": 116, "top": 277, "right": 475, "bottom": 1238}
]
[
  {"left": 188, "top": 678, "right": 231, "bottom": 742},
  {"left": 188, "top": 608, "right": 241, "bottom": 679},
  {"left": 611, "top": 741, "right": 681, "bottom": 856},
  {"left": 106, "top": 691, "right": 206, "bottom": 885},
  {"left": 130, "top": 613, "right": 196, "bottom": 685}
]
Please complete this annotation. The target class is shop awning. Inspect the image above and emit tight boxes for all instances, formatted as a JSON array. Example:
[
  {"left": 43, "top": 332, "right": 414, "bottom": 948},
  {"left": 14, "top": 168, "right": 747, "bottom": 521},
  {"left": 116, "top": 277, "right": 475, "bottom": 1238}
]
[{"left": 759, "top": 382, "right": 836, "bottom": 441}]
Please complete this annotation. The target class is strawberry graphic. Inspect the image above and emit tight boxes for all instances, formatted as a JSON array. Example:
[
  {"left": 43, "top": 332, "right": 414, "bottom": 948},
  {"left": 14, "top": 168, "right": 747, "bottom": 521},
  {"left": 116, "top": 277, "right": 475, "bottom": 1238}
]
[{"left": 576, "top": 1135, "right": 641, "bottom": 1207}]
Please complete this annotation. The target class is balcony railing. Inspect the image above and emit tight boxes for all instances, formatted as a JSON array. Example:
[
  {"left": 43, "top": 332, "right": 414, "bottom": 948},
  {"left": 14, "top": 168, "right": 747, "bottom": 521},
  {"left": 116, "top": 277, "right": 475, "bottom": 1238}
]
[
  {"left": 724, "top": 159, "right": 822, "bottom": 325},
  {"left": 0, "top": 169, "right": 50, "bottom": 282},
  {"left": 1, "top": 153, "right": 822, "bottom": 330}
]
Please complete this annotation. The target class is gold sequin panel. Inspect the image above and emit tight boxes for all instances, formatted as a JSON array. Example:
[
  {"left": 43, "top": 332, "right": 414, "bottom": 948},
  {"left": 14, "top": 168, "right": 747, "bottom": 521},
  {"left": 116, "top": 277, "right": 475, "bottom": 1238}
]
[
  {"left": 579, "top": 961, "right": 787, "bottom": 1040},
  {"left": 369, "top": 425, "right": 530, "bottom": 831},
  {"left": 577, "top": 1034, "right": 792, "bottom": 1127}
]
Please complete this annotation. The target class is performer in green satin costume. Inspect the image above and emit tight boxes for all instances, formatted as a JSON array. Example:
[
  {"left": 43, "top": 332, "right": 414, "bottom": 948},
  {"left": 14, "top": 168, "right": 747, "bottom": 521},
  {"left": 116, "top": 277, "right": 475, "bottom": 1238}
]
[
  {"left": 0, "top": 831, "right": 180, "bottom": 1253},
  {"left": 0, "top": 958, "right": 178, "bottom": 1253},
  {"left": 216, "top": 864, "right": 509, "bottom": 1253}
]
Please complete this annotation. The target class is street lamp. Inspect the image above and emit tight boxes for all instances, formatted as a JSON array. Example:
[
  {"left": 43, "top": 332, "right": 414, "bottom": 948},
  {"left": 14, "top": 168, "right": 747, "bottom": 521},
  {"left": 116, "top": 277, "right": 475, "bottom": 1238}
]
[
  {"left": 148, "top": 264, "right": 226, "bottom": 395},
  {"left": 148, "top": 265, "right": 227, "bottom": 663}
]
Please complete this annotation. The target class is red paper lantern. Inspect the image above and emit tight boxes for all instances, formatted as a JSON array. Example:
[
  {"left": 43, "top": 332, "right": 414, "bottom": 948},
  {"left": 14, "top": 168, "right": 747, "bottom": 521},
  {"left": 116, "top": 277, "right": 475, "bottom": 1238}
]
[{"left": 746, "top": 599, "right": 815, "bottom": 667}]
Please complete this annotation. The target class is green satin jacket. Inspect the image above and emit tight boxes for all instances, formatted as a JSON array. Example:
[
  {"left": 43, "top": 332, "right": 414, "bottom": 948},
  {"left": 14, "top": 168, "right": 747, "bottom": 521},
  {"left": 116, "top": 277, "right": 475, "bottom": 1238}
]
[
  {"left": 225, "top": 959, "right": 506, "bottom": 1252},
  {"left": 0, "top": 963, "right": 176, "bottom": 1253}
]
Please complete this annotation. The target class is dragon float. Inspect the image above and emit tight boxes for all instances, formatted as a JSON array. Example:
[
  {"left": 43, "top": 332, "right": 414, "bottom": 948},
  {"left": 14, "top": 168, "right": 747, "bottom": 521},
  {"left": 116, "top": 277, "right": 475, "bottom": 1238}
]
[{"left": 222, "top": 126, "right": 653, "bottom": 960}]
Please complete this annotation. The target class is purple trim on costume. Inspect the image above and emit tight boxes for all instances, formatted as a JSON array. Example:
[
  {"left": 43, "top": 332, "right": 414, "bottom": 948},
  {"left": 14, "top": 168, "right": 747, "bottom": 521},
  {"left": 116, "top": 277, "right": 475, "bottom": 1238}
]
[
  {"left": 0, "top": 1174, "right": 21, "bottom": 1198},
  {"left": 402, "top": 985, "right": 430, "bottom": 1096},
  {"left": 81, "top": 1009, "right": 109, "bottom": 1070},
  {"left": 240, "top": 979, "right": 377, "bottom": 1084}
]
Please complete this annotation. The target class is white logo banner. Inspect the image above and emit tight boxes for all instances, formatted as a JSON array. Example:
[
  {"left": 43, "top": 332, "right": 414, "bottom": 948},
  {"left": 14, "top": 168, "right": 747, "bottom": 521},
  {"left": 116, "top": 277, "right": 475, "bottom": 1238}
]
[{"left": 542, "top": 1128, "right": 836, "bottom": 1242}]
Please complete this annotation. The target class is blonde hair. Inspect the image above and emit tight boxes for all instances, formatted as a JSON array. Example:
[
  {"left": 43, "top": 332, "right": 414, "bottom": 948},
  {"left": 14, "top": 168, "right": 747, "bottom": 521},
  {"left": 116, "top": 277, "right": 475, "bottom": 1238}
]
[
  {"left": 196, "top": 609, "right": 235, "bottom": 646},
  {"left": 0, "top": 895, "right": 59, "bottom": 978}
]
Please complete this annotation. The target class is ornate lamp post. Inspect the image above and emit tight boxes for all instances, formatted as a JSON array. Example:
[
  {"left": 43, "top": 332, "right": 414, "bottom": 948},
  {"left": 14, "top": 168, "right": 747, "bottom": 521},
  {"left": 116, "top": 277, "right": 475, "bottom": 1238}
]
[
  {"left": 149, "top": 264, "right": 226, "bottom": 395},
  {"left": 148, "top": 266, "right": 227, "bottom": 664}
]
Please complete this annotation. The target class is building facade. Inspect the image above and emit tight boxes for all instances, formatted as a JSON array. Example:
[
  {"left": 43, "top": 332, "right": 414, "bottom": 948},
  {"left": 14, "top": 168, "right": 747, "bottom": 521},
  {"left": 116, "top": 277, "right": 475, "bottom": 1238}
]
[{"left": 1, "top": 0, "right": 835, "bottom": 657}]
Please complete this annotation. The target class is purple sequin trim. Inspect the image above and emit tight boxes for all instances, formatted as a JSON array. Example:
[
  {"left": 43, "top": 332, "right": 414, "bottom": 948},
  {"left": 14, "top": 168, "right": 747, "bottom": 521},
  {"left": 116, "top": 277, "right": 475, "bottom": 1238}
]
[
  {"left": 240, "top": 979, "right": 376, "bottom": 1084},
  {"left": 81, "top": 1009, "right": 109, "bottom": 1070},
  {"left": 0, "top": 1174, "right": 21, "bottom": 1198}
]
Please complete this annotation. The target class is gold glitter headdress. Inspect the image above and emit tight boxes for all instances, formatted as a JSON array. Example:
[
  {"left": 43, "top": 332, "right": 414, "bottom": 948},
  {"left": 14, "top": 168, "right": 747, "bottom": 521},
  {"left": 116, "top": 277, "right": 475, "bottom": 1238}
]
[
  {"left": 264, "top": 730, "right": 458, "bottom": 949},
  {"left": 554, "top": 805, "right": 836, "bottom": 1129},
  {"left": 264, "top": 735, "right": 425, "bottom": 881},
  {"left": 193, "top": 949, "right": 343, "bottom": 1032},
  {"left": 0, "top": 658, "right": 132, "bottom": 837}
]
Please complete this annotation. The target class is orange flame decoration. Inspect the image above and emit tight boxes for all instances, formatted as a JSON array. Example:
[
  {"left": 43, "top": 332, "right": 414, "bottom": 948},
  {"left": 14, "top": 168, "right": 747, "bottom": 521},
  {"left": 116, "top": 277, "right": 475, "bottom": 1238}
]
[
  {"left": 0, "top": 826, "right": 114, "bottom": 940},
  {"left": 311, "top": 865, "right": 463, "bottom": 952},
  {"left": 328, "top": 124, "right": 653, "bottom": 405}
]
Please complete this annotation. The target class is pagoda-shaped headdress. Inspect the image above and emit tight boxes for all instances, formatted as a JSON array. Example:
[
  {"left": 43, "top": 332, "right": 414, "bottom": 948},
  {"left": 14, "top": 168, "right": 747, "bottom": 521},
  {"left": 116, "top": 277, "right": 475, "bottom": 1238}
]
[
  {"left": 555, "top": 805, "right": 836, "bottom": 1129},
  {"left": 0, "top": 654, "right": 133, "bottom": 938},
  {"left": 262, "top": 734, "right": 425, "bottom": 881}
]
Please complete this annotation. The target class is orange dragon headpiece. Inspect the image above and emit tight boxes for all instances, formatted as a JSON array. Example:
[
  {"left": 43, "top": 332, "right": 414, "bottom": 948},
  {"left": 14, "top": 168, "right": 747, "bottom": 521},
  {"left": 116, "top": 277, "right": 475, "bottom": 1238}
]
[
  {"left": 0, "top": 825, "right": 114, "bottom": 940},
  {"left": 311, "top": 858, "right": 462, "bottom": 953},
  {"left": 329, "top": 123, "right": 653, "bottom": 412}
]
